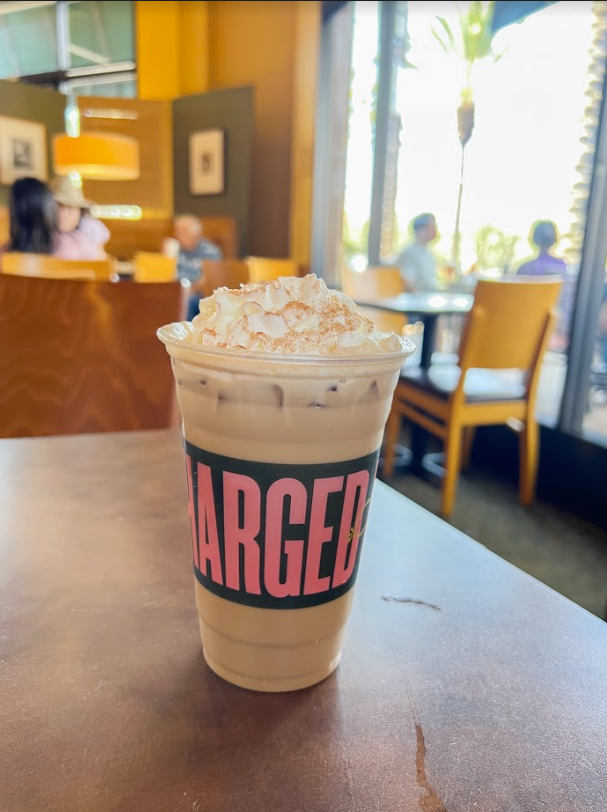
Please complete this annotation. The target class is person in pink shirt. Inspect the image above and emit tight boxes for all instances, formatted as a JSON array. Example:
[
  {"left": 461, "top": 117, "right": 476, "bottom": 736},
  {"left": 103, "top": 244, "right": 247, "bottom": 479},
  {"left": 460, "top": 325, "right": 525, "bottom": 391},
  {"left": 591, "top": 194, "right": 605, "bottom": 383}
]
[{"left": 51, "top": 176, "right": 110, "bottom": 260}]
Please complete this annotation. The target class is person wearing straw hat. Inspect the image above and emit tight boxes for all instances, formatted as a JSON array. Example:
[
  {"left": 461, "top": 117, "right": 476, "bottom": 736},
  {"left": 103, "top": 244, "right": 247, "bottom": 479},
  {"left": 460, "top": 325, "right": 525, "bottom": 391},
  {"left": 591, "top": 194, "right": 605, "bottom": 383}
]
[{"left": 51, "top": 176, "right": 110, "bottom": 261}]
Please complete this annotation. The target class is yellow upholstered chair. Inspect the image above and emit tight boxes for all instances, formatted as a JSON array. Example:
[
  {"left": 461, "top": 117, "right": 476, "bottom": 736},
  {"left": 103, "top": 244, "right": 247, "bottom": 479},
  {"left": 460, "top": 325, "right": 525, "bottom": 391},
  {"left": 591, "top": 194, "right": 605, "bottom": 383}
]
[
  {"left": 383, "top": 278, "right": 562, "bottom": 516},
  {"left": 341, "top": 265, "right": 407, "bottom": 334},
  {"left": 1, "top": 252, "right": 113, "bottom": 281},
  {"left": 246, "top": 257, "right": 298, "bottom": 284},
  {"left": 133, "top": 252, "right": 177, "bottom": 283}
]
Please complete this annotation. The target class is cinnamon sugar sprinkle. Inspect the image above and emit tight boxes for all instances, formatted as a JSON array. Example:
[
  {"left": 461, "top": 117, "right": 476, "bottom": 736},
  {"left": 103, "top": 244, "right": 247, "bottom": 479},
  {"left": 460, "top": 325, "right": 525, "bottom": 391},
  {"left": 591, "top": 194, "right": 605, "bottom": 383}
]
[{"left": 188, "top": 275, "right": 403, "bottom": 355}]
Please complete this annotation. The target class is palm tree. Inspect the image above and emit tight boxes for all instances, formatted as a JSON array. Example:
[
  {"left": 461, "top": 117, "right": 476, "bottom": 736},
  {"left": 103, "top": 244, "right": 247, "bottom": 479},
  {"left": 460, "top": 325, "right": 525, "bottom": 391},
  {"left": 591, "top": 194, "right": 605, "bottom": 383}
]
[{"left": 432, "top": 2, "right": 503, "bottom": 273}]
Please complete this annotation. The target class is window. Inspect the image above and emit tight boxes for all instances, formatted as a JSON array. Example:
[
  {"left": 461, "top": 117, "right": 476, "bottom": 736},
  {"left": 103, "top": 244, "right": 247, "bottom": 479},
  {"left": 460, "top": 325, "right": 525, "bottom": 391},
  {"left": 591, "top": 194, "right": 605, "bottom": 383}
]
[
  {"left": 0, "top": 1, "right": 135, "bottom": 96},
  {"left": 67, "top": 1, "right": 134, "bottom": 70},
  {"left": 320, "top": 0, "right": 607, "bottom": 446},
  {"left": 0, "top": 3, "right": 58, "bottom": 78}
]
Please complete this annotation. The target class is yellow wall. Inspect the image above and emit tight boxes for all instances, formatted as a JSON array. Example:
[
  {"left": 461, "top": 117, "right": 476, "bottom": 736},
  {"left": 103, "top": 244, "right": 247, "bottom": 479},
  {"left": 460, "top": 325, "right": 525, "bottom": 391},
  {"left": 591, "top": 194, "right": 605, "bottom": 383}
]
[
  {"left": 179, "top": 1, "right": 210, "bottom": 96},
  {"left": 136, "top": 0, "right": 320, "bottom": 261},
  {"left": 208, "top": 1, "right": 296, "bottom": 258},
  {"left": 290, "top": 1, "right": 321, "bottom": 268},
  {"left": 136, "top": 1, "right": 209, "bottom": 100}
]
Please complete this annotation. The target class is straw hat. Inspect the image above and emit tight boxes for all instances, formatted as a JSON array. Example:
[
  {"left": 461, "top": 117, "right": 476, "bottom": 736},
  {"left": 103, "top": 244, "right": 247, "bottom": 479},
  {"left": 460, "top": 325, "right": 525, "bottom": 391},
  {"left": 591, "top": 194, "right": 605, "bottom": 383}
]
[{"left": 51, "top": 176, "right": 95, "bottom": 209}]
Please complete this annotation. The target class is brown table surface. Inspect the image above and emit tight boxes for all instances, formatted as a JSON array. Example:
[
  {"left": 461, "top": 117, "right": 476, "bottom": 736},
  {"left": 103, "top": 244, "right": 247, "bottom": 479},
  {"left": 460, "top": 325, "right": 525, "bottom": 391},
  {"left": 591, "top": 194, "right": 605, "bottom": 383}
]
[{"left": 2, "top": 430, "right": 606, "bottom": 812}]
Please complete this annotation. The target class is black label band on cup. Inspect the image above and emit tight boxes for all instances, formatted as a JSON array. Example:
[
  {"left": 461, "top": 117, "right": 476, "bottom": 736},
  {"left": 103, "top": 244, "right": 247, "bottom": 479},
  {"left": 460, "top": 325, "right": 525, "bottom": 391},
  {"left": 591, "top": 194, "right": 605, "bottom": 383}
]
[{"left": 184, "top": 441, "right": 379, "bottom": 610}]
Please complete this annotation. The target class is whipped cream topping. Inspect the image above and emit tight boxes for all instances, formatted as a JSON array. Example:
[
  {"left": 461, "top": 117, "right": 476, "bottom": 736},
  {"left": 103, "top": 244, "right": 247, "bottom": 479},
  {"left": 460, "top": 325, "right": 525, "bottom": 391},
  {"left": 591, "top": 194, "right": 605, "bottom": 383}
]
[{"left": 186, "top": 274, "right": 405, "bottom": 355}]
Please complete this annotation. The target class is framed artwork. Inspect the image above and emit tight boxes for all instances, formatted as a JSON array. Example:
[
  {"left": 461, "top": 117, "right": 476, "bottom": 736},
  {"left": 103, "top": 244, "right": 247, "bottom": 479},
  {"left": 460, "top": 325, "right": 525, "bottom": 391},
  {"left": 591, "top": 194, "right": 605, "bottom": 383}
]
[
  {"left": 189, "top": 129, "right": 225, "bottom": 195},
  {"left": 0, "top": 116, "right": 48, "bottom": 185}
]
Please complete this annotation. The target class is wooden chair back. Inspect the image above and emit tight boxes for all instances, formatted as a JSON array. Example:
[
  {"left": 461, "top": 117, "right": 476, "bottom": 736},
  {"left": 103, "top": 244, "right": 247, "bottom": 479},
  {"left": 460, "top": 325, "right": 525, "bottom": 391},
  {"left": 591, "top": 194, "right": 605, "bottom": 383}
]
[
  {"left": 358, "top": 306, "right": 406, "bottom": 335},
  {"left": 133, "top": 252, "right": 177, "bottom": 283},
  {"left": 0, "top": 274, "right": 186, "bottom": 438},
  {"left": 341, "top": 265, "right": 407, "bottom": 334},
  {"left": 341, "top": 265, "right": 406, "bottom": 300},
  {"left": 246, "top": 257, "right": 298, "bottom": 284},
  {"left": 201, "top": 217, "right": 239, "bottom": 259},
  {"left": 1, "top": 252, "right": 113, "bottom": 281},
  {"left": 202, "top": 260, "right": 250, "bottom": 296},
  {"left": 460, "top": 278, "right": 562, "bottom": 372}
]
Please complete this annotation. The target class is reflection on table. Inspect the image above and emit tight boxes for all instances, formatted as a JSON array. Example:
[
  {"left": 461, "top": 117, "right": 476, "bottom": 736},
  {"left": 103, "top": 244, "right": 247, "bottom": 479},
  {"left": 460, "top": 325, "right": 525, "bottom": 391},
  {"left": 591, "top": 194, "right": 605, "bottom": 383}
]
[{"left": 357, "top": 291, "right": 473, "bottom": 367}]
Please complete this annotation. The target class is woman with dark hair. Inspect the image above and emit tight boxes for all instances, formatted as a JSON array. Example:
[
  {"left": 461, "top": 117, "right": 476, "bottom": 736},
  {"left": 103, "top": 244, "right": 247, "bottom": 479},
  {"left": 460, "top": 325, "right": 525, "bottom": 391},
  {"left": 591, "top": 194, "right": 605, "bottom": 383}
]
[{"left": 7, "top": 177, "right": 56, "bottom": 254}]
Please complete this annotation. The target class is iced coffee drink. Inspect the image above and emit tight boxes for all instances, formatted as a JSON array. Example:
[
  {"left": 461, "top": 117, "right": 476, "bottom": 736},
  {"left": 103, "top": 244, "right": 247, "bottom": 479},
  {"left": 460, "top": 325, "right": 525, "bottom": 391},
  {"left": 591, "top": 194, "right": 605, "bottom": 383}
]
[{"left": 158, "top": 275, "right": 412, "bottom": 691}]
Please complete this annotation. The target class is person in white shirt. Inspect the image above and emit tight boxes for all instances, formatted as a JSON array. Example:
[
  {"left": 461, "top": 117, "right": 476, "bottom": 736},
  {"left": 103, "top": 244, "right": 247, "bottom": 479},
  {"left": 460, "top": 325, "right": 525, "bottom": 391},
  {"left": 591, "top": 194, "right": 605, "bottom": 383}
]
[{"left": 397, "top": 213, "right": 438, "bottom": 292}]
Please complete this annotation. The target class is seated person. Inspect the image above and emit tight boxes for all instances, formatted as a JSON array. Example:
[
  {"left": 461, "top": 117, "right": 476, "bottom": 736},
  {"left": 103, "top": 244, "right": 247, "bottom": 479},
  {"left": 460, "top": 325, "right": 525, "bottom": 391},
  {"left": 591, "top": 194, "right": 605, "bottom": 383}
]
[
  {"left": 517, "top": 221, "right": 566, "bottom": 276},
  {"left": 51, "top": 176, "right": 110, "bottom": 261},
  {"left": 5, "top": 177, "right": 56, "bottom": 254},
  {"left": 396, "top": 213, "right": 439, "bottom": 292},
  {"left": 171, "top": 214, "right": 222, "bottom": 320}
]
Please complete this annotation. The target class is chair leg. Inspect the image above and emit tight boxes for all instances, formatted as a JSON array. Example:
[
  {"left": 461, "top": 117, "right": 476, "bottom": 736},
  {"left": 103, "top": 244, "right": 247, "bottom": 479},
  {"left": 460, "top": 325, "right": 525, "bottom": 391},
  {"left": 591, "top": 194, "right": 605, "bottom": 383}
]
[
  {"left": 441, "top": 424, "right": 462, "bottom": 518},
  {"left": 461, "top": 426, "right": 476, "bottom": 469},
  {"left": 519, "top": 419, "right": 539, "bottom": 507},
  {"left": 383, "top": 409, "right": 400, "bottom": 478}
]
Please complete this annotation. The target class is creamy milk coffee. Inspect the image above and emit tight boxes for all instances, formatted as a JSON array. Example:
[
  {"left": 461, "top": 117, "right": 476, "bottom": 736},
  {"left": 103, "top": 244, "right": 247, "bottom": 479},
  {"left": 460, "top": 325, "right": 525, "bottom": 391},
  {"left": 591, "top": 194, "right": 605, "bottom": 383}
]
[{"left": 158, "top": 275, "right": 412, "bottom": 691}]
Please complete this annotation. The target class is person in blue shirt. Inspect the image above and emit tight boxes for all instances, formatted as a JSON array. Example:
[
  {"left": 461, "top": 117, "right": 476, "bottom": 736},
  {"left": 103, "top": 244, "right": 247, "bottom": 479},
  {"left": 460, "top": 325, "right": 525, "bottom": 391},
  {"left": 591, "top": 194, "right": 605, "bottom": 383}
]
[
  {"left": 173, "top": 214, "right": 222, "bottom": 320},
  {"left": 516, "top": 221, "right": 567, "bottom": 277}
]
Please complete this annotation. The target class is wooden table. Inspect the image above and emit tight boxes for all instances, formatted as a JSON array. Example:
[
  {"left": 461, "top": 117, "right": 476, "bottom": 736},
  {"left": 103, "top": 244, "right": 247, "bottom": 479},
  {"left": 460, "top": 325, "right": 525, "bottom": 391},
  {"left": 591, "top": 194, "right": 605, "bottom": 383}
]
[
  {"left": 360, "top": 291, "right": 473, "bottom": 367},
  {"left": 2, "top": 430, "right": 606, "bottom": 812}
]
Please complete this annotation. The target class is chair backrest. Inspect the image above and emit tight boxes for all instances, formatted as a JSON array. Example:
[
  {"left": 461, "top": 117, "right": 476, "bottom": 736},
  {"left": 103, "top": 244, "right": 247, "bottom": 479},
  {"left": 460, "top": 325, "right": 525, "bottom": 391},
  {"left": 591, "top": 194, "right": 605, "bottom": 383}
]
[
  {"left": 202, "top": 260, "right": 250, "bottom": 295},
  {"left": 134, "top": 251, "right": 177, "bottom": 283},
  {"left": 340, "top": 266, "right": 406, "bottom": 334},
  {"left": 1, "top": 252, "right": 113, "bottom": 281},
  {"left": 201, "top": 217, "right": 239, "bottom": 259},
  {"left": 246, "top": 257, "right": 298, "bottom": 284},
  {"left": 341, "top": 265, "right": 406, "bottom": 301},
  {"left": 0, "top": 274, "right": 186, "bottom": 438},
  {"left": 460, "top": 277, "right": 562, "bottom": 371},
  {"left": 358, "top": 304, "right": 406, "bottom": 336}
]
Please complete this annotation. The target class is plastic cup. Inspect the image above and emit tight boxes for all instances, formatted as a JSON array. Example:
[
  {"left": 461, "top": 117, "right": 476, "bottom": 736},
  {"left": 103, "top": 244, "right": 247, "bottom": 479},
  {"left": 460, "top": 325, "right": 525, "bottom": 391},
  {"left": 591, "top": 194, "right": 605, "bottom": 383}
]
[{"left": 158, "top": 321, "right": 412, "bottom": 691}]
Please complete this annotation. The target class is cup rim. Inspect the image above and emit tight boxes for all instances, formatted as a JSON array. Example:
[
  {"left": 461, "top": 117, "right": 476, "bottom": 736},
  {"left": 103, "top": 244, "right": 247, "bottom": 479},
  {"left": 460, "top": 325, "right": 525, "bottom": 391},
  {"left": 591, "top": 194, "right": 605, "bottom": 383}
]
[{"left": 157, "top": 321, "right": 415, "bottom": 366}]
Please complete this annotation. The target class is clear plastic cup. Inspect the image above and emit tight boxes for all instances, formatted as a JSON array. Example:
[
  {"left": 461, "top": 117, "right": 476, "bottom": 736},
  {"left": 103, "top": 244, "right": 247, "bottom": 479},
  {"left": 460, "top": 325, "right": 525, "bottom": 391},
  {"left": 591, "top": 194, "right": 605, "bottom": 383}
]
[{"left": 158, "top": 321, "right": 412, "bottom": 691}]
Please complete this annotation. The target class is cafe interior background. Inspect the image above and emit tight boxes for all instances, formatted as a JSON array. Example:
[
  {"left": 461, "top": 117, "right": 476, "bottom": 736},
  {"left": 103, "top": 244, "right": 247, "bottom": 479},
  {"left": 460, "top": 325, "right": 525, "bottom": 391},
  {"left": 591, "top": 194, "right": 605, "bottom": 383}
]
[{"left": 1, "top": 0, "right": 607, "bottom": 615}]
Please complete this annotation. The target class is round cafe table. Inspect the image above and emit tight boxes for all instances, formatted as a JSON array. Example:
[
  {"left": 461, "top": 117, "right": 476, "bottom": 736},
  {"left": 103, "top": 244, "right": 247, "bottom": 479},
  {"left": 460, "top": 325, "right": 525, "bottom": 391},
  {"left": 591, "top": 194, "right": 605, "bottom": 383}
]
[{"left": 356, "top": 291, "right": 473, "bottom": 368}]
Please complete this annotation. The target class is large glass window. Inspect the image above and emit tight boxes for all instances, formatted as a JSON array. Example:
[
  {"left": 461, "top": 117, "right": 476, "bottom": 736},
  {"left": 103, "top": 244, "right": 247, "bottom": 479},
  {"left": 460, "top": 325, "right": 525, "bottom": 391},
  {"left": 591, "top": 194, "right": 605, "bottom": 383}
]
[
  {"left": 389, "top": 1, "right": 598, "bottom": 426},
  {"left": 332, "top": 0, "right": 607, "bottom": 441},
  {"left": 0, "top": 4, "right": 58, "bottom": 78},
  {"left": 67, "top": 1, "right": 134, "bottom": 70},
  {"left": 0, "top": 1, "right": 135, "bottom": 96}
]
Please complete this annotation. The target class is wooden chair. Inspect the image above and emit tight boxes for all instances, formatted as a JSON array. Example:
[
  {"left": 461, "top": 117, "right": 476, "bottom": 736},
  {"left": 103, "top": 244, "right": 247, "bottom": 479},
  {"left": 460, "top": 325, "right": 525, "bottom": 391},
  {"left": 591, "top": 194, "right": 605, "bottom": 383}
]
[
  {"left": 201, "top": 260, "right": 250, "bottom": 296},
  {"left": 201, "top": 217, "right": 239, "bottom": 260},
  {"left": 341, "top": 265, "right": 407, "bottom": 334},
  {"left": 383, "top": 278, "right": 562, "bottom": 517},
  {"left": 0, "top": 274, "right": 187, "bottom": 438},
  {"left": 1, "top": 252, "right": 114, "bottom": 281},
  {"left": 246, "top": 257, "right": 298, "bottom": 283},
  {"left": 133, "top": 252, "right": 177, "bottom": 283}
]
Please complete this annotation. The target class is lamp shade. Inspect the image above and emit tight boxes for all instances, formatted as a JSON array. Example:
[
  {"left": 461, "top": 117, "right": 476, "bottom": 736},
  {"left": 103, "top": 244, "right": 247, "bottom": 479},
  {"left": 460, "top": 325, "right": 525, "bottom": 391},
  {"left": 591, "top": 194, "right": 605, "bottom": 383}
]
[{"left": 53, "top": 133, "right": 140, "bottom": 181}]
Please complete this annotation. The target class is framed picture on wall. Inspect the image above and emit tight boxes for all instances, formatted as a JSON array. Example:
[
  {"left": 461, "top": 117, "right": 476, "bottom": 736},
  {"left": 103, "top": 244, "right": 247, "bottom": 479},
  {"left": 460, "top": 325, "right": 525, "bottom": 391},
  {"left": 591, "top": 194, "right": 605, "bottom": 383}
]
[
  {"left": 189, "top": 129, "right": 225, "bottom": 195},
  {"left": 0, "top": 116, "right": 48, "bottom": 185}
]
